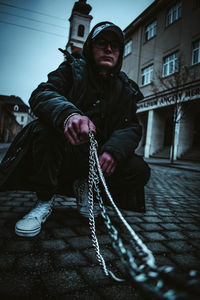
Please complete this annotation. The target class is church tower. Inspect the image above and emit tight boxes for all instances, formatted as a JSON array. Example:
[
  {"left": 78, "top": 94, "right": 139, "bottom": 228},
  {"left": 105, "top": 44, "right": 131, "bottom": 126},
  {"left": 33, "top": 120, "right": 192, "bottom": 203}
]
[{"left": 66, "top": 0, "right": 93, "bottom": 53}]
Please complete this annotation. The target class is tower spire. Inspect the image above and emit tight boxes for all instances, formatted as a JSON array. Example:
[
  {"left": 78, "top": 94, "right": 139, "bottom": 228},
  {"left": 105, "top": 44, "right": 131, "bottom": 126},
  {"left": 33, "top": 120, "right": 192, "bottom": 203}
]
[{"left": 66, "top": 0, "right": 93, "bottom": 53}]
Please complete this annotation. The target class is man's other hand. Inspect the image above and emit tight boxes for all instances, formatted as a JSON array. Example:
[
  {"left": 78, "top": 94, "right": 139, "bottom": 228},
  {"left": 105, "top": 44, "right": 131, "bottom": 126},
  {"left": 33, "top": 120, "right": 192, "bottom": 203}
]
[
  {"left": 64, "top": 114, "right": 96, "bottom": 145},
  {"left": 99, "top": 152, "right": 117, "bottom": 176}
]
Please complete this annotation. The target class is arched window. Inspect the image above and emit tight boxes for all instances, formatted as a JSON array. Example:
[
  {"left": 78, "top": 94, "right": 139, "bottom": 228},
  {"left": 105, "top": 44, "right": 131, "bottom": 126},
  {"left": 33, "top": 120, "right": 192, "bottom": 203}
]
[
  {"left": 78, "top": 24, "right": 85, "bottom": 37},
  {"left": 14, "top": 105, "right": 19, "bottom": 111}
]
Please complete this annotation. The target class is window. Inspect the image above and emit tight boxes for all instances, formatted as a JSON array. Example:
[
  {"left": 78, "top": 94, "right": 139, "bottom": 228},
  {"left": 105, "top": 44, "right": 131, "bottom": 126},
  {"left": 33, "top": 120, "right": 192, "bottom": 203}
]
[
  {"left": 145, "top": 20, "right": 157, "bottom": 41},
  {"left": 141, "top": 65, "right": 153, "bottom": 85},
  {"left": 14, "top": 105, "right": 19, "bottom": 111},
  {"left": 166, "top": 2, "right": 182, "bottom": 26},
  {"left": 21, "top": 116, "right": 24, "bottom": 122},
  {"left": 163, "top": 52, "right": 179, "bottom": 77},
  {"left": 192, "top": 40, "right": 200, "bottom": 65},
  {"left": 78, "top": 24, "right": 84, "bottom": 37},
  {"left": 124, "top": 40, "right": 132, "bottom": 56}
]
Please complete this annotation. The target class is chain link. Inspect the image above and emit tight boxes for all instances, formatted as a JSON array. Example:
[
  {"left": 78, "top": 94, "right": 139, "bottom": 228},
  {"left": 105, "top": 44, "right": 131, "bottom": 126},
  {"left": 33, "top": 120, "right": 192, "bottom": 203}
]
[{"left": 87, "top": 131, "right": 200, "bottom": 299}]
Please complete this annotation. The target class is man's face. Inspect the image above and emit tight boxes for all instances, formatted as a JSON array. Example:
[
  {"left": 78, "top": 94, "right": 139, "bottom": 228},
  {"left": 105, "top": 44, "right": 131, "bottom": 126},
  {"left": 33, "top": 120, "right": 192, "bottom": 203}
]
[{"left": 92, "top": 31, "right": 120, "bottom": 71}]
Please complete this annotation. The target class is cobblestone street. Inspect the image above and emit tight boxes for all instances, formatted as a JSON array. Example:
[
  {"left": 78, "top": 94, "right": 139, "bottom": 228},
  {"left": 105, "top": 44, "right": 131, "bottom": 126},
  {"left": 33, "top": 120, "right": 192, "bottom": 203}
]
[{"left": 0, "top": 162, "right": 200, "bottom": 299}]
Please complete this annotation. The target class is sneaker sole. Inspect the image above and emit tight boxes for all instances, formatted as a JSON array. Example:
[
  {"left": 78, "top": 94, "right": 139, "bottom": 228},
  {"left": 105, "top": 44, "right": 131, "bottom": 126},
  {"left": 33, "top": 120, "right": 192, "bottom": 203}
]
[
  {"left": 15, "top": 225, "right": 41, "bottom": 237},
  {"left": 15, "top": 211, "right": 52, "bottom": 237}
]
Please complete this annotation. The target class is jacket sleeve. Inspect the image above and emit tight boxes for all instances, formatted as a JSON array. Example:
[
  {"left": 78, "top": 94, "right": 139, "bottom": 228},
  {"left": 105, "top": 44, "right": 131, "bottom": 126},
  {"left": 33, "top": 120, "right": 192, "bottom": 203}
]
[
  {"left": 100, "top": 123, "right": 142, "bottom": 164},
  {"left": 29, "top": 61, "right": 83, "bottom": 130},
  {"left": 100, "top": 82, "right": 143, "bottom": 163}
]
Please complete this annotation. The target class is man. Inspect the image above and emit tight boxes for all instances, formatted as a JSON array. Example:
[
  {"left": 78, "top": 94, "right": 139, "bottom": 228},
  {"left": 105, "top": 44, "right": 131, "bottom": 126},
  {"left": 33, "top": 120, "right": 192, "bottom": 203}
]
[{"left": 0, "top": 22, "right": 150, "bottom": 237}]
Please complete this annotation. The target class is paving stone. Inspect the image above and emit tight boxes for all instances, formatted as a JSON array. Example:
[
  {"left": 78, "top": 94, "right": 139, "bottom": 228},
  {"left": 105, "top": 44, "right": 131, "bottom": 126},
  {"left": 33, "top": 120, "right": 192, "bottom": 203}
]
[
  {"left": 4, "top": 240, "right": 34, "bottom": 252},
  {"left": 61, "top": 218, "right": 82, "bottom": 227},
  {"left": 142, "top": 216, "right": 162, "bottom": 223},
  {"left": 98, "top": 234, "right": 112, "bottom": 245},
  {"left": 157, "top": 217, "right": 181, "bottom": 223},
  {"left": 189, "top": 239, "right": 200, "bottom": 250},
  {"left": 0, "top": 206, "right": 12, "bottom": 212},
  {"left": 80, "top": 265, "right": 111, "bottom": 285},
  {"left": 166, "top": 240, "right": 194, "bottom": 252},
  {"left": 171, "top": 254, "right": 199, "bottom": 269},
  {"left": 42, "top": 270, "right": 86, "bottom": 294},
  {"left": 41, "top": 239, "right": 68, "bottom": 251},
  {"left": 146, "top": 242, "right": 168, "bottom": 253},
  {"left": 191, "top": 213, "right": 200, "bottom": 217},
  {"left": 23, "top": 202, "right": 36, "bottom": 207},
  {"left": 144, "top": 211, "right": 159, "bottom": 216},
  {"left": 12, "top": 207, "right": 30, "bottom": 212},
  {"left": 114, "top": 259, "right": 129, "bottom": 276},
  {"left": 60, "top": 289, "right": 102, "bottom": 299},
  {"left": 0, "top": 227, "right": 16, "bottom": 238},
  {"left": 51, "top": 227, "right": 77, "bottom": 238},
  {"left": 10, "top": 194, "right": 31, "bottom": 202},
  {"left": 139, "top": 223, "right": 163, "bottom": 231},
  {"left": 99, "top": 284, "right": 140, "bottom": 300},
  {"left": 125, "top": 216, "right": 144, "bottom": 223},
  {"left": 83, "top": 247, "right": 116, "bottom": 264},
  {"left": 178, "top": 217, "right": 198, "bottom": 223},
  {"left": 185, "top": 231, "right": 200, "bottom": 239},
  {"left": 160, "top": 223, "right": 182, "bottom": 230},
  {"left": 142, "top": 232, "right": 166, "bottom": 241},
  {"left": 16, "top": 253, "right": 50, "bottom": 270},
  {"left": 55, "top": 250, "right": 87, "bottom": 267},
  {"left": 0, "top": 212, "right": 16, "bottom": 218},
  {"left": 5, "top": 200, "right": 23, "bottom": 206},
  {"left": 0, "top": 254, "right": 15, "bottom": 269},
  {"left": 129, "top": 224, "right": 142, "bottom": 232},
  {"left": 158, "top": 212, "right": 179, "bottom": 216},
  {"left": 74, "top": 225, "right": 93, "bottom": 235},
  {"left": 68, "top": 236, "right": 93, "bottom": 249},
  {"left": 164, "top": 231, "right": 186, "bottom": 240},
  {"left": 155, "top": 254, "right": 176, "bottom": 268},
  {"left": 123, "top": 210, "right": 147, "bottom": 216},
  {"left": 43, "top": 220, "right": 60, "bottom": 229},
  {"left": 0, "top": 273, "right": 35, "bottom": 297}
]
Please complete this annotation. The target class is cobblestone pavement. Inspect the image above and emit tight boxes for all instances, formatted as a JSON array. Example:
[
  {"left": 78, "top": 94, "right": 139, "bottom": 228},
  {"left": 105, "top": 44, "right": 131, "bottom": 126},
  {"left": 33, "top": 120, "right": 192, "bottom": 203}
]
[{"left": 0, "top": 164, "right": 200, "bottom": 299}]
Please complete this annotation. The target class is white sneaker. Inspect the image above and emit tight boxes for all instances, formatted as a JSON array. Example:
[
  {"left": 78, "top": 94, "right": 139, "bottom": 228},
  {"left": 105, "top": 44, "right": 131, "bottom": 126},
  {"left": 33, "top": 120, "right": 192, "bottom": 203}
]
[
  {"left": 15, "top": 198, "right": 54, "bottom": 237},
  {"left": 73, "top": 178, "right": 99, "bottom": 218}
]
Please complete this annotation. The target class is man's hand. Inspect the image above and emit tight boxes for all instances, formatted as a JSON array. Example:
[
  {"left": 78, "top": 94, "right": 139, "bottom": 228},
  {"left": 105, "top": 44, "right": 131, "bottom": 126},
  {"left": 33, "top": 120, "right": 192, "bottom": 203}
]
[
  {"left": 99, "top": 152, "right": 117, "bottom": 176},
  {"left": 64, "top": 114, "right": 96, "bottom": 145}
]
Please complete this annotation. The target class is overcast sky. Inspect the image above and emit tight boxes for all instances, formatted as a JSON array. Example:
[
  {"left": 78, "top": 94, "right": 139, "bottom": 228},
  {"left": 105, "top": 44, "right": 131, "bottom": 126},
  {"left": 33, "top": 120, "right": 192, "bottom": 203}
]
[{"left": 0, "top": 0, "right": 154, "bottom": 105}]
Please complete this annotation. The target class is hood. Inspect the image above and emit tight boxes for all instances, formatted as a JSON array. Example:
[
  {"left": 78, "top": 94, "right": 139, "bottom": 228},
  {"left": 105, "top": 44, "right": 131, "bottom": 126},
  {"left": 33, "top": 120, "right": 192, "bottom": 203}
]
[{"left": 83, "top": 21, "right": 125, "bottom": 75}]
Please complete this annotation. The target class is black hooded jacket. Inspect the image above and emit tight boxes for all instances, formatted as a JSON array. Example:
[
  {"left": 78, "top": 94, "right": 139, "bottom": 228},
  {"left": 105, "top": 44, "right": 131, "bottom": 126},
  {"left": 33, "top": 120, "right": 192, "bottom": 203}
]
[
  {"left": 0, "top": 22, "right": 143, "bottom": 190},
  {"left": 29, "top": 21, "right": 143, "bottom": 161}
]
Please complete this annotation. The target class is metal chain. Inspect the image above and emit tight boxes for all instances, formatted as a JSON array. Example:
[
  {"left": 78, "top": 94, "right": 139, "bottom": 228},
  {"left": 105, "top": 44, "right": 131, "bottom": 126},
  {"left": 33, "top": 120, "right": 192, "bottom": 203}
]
[{"left": 87, "top": 131, "right": 200, "bottom": 299}]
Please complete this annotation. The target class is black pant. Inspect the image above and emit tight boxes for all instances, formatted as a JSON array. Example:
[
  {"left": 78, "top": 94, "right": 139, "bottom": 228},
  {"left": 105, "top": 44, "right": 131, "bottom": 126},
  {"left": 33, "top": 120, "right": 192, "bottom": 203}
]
[{"left": 29, "top": 122, "right": 150, "bottom": 209}]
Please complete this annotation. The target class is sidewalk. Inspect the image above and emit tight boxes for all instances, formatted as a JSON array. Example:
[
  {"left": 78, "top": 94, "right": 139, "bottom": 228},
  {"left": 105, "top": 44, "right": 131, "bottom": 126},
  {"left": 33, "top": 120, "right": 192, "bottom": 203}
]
[
  {"left": 0, "top": 164, "right": 200, "bottom": 299},
  {"left": 145, "top": 157, "right": 200, "bottom": 172}
]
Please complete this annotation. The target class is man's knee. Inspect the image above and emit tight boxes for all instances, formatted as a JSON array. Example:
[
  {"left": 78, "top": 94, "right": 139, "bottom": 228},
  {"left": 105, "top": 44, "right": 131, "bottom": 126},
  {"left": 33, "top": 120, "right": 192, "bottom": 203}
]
[
  {"left": 109, "top": 154, "right": 150, "bottom": 187},
  {"left": 132, "top": 155, "right": 151, "bottom": 186}
]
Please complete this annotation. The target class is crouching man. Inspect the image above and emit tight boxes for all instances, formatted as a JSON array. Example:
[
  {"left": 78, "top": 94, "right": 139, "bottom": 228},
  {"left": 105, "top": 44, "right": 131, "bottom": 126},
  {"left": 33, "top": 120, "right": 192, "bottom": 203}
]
[{"left": 0, "top": 22, "right": 150, "bottom": 237}]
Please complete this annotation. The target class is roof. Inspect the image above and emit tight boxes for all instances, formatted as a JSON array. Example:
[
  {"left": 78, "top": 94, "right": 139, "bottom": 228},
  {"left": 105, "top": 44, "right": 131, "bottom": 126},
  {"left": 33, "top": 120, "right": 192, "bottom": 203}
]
[
  {"left": 123, "top": 0, "right": 173, "bottom": 38},
  {"left": 0, "top": 95, "right": 29, "bottom": 108}
]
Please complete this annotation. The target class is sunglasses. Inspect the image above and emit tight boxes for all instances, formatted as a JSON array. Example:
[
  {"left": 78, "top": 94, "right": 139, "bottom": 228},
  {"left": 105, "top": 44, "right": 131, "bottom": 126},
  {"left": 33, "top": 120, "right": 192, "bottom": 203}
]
[{"left": 93, "top": 38, "right": 120, "bottom": 51}]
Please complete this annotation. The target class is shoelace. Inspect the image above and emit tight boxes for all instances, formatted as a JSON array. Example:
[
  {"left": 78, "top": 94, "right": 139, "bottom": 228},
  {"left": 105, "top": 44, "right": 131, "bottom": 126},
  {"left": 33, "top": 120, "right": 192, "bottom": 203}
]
[{"left": 25, "top": 202, "right": 52, "bottom": 219}]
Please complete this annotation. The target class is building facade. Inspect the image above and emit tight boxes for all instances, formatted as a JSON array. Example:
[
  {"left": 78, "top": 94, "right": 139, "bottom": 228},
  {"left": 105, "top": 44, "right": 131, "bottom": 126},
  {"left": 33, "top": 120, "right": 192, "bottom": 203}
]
[
  {"left": 0, "top": 95, "right": 34, "bottom": 138},
  {"left": 122, "top": 0, "right": 200, "bottom": 161},
  {"left": 0, "top": 96, "right": 21, "bottom": 142}
]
